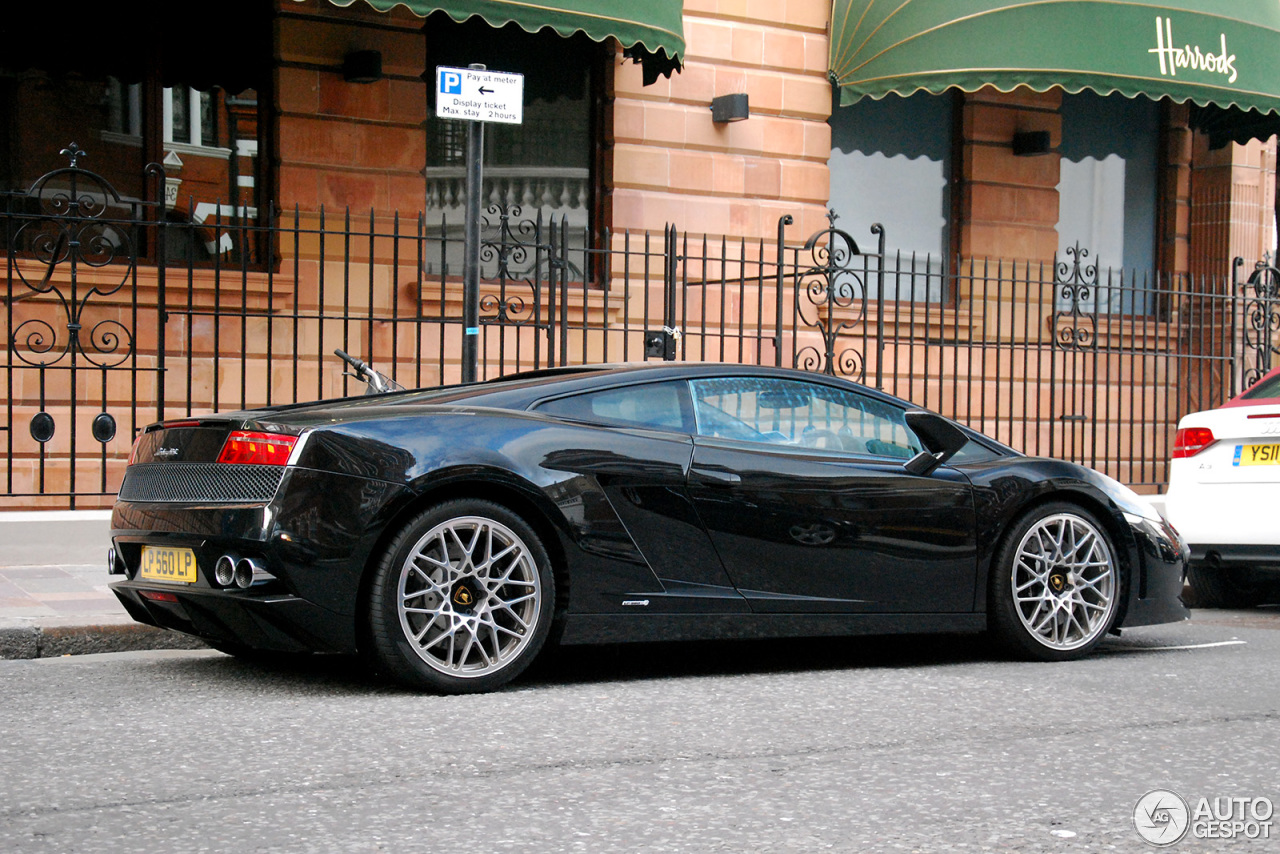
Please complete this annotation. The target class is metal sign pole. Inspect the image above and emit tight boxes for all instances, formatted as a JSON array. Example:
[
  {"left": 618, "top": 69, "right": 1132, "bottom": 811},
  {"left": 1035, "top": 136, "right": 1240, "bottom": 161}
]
[
  {"left": 461, "top": 63, "right": 486, "bottom": 384},
  {"left": 436, "top": 61, "right": 522, "bottom": 384}
]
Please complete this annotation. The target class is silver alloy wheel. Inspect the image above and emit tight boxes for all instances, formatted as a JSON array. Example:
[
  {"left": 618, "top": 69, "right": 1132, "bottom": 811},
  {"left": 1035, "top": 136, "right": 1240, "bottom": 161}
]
[
  {"left": 396, "top": 514, "right": 542, "bottom": 678},
  {"left": 1010, "top": 512, "right": 1117, "bottom": 651}
]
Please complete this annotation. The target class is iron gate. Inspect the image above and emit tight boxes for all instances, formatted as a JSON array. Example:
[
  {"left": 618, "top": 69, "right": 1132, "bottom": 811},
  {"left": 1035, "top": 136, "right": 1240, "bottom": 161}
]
[
  {"left": 4, "top": 147, "right": 1280, "bottom": 506},
  {"left": 3, "top": 145, "right": 163, "bottom": 507}
]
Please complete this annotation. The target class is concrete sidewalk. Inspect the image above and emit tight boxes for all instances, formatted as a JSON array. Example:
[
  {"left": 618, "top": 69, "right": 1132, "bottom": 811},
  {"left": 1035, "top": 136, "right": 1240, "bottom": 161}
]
[{"left": 0, "top": 511, "right": 205, "bottom": 658}]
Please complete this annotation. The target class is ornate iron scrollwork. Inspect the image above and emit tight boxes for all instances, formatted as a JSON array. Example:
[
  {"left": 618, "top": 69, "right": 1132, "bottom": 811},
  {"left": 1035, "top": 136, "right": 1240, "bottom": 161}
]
[
  {"left": 1241, "top": 257, "right": 1280, "bottom": 387},
  {"left": 1053, "top": 242, "right": 1098, "bottom": 350},
  {"left": 477, "top": 202, "right": 542, "bottom": 327},
  {"left": 8, "top": 143, "right": 136, "bottom": 369},
  {"left": 793, "top": 210, "right": 878, "bottom": 379}
]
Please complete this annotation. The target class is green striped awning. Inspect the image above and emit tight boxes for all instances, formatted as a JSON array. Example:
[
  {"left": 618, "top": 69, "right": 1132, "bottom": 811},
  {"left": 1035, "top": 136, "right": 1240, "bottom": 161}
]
[
  {"left": 831, "top": 1, "right": 1280, "bottom": 144},
  {"left": 328, "top": 0, "right": 685, "bottom": 80}
]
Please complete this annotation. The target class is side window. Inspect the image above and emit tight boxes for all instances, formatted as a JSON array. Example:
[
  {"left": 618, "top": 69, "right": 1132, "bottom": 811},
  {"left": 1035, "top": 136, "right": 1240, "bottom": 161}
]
[
  {"left": 947, "top": 435, "right": 1003, "bottom": 464},
  {"left": 689, "top": 377, "right": 922, "bottom": 459},
  {"left": 534, "top": 381, "right": 692, "bottom": 432}
]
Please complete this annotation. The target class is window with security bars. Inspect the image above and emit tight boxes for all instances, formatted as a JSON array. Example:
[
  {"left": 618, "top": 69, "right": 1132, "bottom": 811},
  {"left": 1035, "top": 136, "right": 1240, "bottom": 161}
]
[
  {"left": 0, "top": 3, "right": 269, "bottom": 265},
  {"left": 422, "top": 13, "right": 601, "bottom": 278}
]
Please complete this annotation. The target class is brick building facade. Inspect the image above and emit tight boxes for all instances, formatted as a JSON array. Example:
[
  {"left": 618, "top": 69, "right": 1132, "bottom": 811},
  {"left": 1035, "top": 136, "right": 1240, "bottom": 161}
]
[{"left": 3, "top": 0, "right": 1278, "bottom": 507}]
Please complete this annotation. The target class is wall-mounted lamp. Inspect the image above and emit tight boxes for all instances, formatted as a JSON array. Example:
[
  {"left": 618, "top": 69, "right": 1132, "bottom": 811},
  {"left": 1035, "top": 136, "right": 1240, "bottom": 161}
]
[
  {"left": 343, "top": 50, "right": 383, "bottom": 84},
  {"left": 1011, "top": 130, "right": 1053, "bottom": 156},
  {"left": 711, "top": 93, "right": 750, "bottom": 123}
]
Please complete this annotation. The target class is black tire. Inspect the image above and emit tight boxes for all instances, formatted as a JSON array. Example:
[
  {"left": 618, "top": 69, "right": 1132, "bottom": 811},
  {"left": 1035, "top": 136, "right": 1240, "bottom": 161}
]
[
  {"left": 989, "top": 502, "right": 1123, "bottom": 661},
  {"left": 367, "top": 498, "right": 555, "bottom": 693},
  {"left": 1186, "top": 564, "right": 1261, "bottom": 609}
]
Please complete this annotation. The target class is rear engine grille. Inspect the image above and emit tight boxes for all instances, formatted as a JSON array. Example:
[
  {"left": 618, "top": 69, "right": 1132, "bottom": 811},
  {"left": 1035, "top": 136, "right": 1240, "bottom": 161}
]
[{"left": 118, "top": 463, "right": 285, "bottom": 503}]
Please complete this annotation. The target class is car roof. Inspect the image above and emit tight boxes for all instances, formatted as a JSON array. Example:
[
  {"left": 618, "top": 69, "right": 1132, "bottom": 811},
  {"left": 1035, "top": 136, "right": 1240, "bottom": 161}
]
[
  {"left": 1222, "top": 363, "right": 1280, "bottom": 407},
  {"left": 417, "top": 362, "right": 1015, "bottom": 456},
  {"left": 234, "top": 363, "right": 910, "bottom": 420},
  {"left": 228, "top": 361, "right": 1012, "bottom": 458},
  {"left": 433, "top": 362, "right": 920, "bottom": 410}
]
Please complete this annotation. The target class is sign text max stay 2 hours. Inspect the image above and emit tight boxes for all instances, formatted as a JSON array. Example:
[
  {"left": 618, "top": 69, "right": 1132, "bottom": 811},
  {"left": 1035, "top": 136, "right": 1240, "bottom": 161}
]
[{"left": 435, "top": 66, "right": 524, "bottom": 124}]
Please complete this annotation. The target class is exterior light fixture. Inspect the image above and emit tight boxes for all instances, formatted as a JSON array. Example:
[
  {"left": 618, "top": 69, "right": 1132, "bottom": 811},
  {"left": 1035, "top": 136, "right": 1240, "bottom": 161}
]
[
  {"left": 343, "top": 50, "right": 383, "bottom": 84},
  {"left": 1012, "top": 130, "right": 1053, "bottom": 156},
  {"left": 711, "top": 93, "right": 750, "bottom": 123}
]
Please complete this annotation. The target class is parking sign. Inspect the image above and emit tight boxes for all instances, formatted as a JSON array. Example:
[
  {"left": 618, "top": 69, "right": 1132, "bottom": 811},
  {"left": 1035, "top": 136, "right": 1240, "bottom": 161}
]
[{"left": 435, "top": 66, "right": 523, "bottom": 124}]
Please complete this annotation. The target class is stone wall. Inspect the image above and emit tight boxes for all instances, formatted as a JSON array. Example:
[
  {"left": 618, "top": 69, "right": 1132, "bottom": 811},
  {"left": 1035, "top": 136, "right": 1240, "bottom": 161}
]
[
  {"left": 608, "top": 0, "right": 832, "bottom": 242},
  {"left": 275, "top": 0, "right": 428, "bottom": 214}
]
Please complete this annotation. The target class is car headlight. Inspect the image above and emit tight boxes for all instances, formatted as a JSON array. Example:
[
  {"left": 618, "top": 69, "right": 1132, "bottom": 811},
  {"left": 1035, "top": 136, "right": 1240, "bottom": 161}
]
[
  {"left": 1095, "top": 473, "right": 1164, "bottom": 522},
  {"left": 1121, "top": 512, "right": 1187, "bottom": 564}
]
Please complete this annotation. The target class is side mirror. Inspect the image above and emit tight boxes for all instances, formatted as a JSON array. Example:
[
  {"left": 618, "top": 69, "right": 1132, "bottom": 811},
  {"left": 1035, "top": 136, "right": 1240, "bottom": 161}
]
[{"left": 902, "top": 410, "right": 968, "bottom": 476}]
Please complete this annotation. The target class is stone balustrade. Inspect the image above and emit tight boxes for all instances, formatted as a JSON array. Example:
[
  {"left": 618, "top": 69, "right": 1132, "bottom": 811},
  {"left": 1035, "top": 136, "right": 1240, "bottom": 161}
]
[{"left": 425, "top": 166, "right": 590, "bottom": 213}]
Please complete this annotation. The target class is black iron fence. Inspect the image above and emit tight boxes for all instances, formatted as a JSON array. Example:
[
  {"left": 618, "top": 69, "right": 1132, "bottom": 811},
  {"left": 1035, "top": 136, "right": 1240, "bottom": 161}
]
[{"left": 4, "top": 149, "right": 1278, "bottom": 507}]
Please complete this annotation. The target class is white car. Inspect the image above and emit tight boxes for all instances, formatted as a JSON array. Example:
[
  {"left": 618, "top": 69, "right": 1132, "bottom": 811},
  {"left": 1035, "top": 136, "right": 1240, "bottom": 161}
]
[{"left": 1164, "top": 365, "right": 1280, "bottom": 607}]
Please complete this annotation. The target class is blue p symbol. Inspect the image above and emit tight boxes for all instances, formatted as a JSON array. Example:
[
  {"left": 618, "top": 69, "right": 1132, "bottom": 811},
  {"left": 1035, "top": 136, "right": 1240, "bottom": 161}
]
[{"left": 441, "top": 70, "right": 461, "bottom": 94}]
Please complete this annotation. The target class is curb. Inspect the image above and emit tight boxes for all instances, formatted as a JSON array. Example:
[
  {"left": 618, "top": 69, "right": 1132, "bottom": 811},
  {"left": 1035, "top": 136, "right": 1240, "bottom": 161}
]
[{"left": 0, "top": 623, "right": 208, "bottom": 660}]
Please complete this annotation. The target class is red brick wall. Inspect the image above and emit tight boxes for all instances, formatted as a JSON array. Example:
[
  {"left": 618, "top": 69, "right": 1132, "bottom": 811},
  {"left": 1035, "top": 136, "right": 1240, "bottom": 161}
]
[
  {"left": 607, "top": 0, "right": 833, "bottom": 241},
  {"left": 955, "top": 87, "right": 1062, "bottom": 266},
  {"left": 275, "top": 0, "right": 427, "bottom": 215}
]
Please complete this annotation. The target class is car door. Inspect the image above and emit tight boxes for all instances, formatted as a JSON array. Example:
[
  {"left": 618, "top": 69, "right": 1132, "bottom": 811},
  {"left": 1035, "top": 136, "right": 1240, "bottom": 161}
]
[
  {"left": 532, "top": 380, "right": 748, "bottom": 612},
  {"left": 685, "top": 376, "right": 978, "bottom": 613}
]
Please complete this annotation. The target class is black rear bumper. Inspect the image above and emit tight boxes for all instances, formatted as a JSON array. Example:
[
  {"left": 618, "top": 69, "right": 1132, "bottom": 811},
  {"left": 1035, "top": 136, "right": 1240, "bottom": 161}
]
[
  {"left": 110, "top": 581, "right": 357, "bottom": 653},
  {"left": 109, "top": 466, "right": 411, "bottom": 653}
]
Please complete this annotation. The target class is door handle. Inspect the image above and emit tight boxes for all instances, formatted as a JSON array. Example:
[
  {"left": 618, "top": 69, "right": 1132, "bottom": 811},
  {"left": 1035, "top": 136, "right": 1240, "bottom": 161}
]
[{"left": 691, "top": 466, "right": 741, "bottom": 485}]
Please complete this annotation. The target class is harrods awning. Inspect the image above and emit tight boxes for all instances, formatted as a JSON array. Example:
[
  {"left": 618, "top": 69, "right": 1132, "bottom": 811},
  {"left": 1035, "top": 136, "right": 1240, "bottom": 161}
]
[
  {"left": 329, "top": 0, "right": 685, "bottom": 82},
  {"left": 830, "top": 1, "right": 1280, "bottom": 146}
]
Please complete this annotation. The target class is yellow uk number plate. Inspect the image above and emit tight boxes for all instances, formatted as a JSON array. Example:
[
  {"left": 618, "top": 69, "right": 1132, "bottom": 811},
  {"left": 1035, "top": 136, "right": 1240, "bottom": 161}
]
[
  {"left": 1233, "top": 444, "right": 1280, "bottom": 466},
  {"left": 139, "top": 546, "right": 198, "bottom": 583}
]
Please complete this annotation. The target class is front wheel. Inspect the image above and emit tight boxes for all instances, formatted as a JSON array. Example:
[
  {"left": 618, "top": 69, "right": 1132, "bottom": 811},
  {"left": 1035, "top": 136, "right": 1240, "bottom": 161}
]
[
  {"left": 989, "top": 503, "right": 1122, "bottom": 661},
  {"left": 367, "top": 499, "right": 555, "bottom": 693}
]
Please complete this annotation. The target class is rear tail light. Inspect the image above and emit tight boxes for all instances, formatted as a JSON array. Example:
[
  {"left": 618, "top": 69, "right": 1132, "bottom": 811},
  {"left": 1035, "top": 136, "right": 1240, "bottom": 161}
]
[
  {"left": 1173, "top": 426, "right": 1215, "bottom": 458},
  {"left": 217, "top": 431, "right": 298, "bottom": 466}
]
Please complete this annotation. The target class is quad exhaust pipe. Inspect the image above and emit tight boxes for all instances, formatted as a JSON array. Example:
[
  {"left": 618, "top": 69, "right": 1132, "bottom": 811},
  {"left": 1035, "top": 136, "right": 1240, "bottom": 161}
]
[{"left": 214, "top": 553, "right": 276, "bottom": 589}]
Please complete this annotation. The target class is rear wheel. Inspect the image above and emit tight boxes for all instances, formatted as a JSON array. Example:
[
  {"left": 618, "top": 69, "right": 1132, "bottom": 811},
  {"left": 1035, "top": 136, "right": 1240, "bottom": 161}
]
[
  {"left": 1186, "top": 564, "right": 1262, "bottom": 609},
  {"left": 367, "top": 499, "right": 554, "bottom": 693},
  {"left": 990, "top": 503, "right": 1122, "bottom": 661}
]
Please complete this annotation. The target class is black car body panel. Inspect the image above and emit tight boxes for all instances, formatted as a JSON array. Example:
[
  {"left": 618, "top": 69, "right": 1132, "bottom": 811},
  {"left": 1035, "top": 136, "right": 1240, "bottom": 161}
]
[{"left": 110, "top": 363, "right": 1188, "bottom": 660}]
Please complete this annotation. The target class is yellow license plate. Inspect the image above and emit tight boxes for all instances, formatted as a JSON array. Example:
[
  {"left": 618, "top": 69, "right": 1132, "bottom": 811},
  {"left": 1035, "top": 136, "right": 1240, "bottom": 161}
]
[
  {"left": 1233, "top": 444, "right": 1280, "bottom": 466},
  {"left": 139, "top": 546, "right": 198, "bottom": 583}
]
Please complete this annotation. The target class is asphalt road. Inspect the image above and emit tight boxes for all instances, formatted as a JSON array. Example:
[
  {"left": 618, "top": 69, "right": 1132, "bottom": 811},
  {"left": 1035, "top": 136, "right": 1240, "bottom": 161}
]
[{"left": 2, "top": 610, "right": 1277, "bottom": 853}]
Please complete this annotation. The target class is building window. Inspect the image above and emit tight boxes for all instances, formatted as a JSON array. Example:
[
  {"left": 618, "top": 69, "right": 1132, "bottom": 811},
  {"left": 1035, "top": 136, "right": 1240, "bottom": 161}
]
[
  {"left": 107, "top": 83, "right": 224, "bottom": 150},
  {"left": 165, "top": 87, "right": 219, "bottom": 149},
  {"left": 422, "top": 14, "right": 601, "bottom": 279},
  {"left": 1056, "top": 91, "right": 1159, "bottom": 312},
  {"left": 1, "top": 69, "right": 263, "bottom": 265},
  {"left": 1, "top": 70, "right": 149, "bottom": 205},
  {"left": 828, "top": 91, "right": 952, "bottom": 301},
  {"left": 1, "top": 1, "right": 271, "bottom": 263}
]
